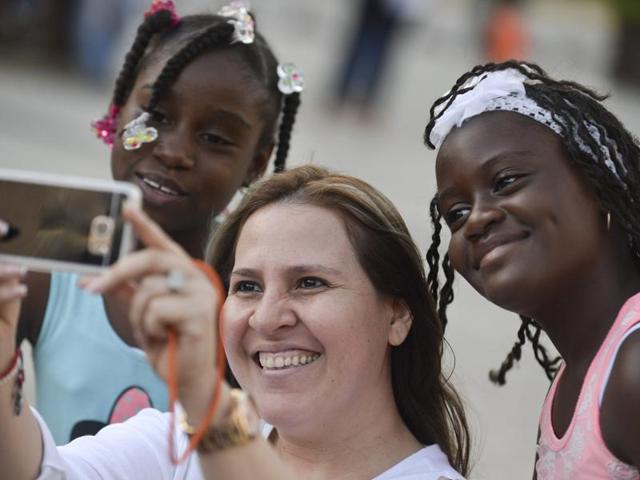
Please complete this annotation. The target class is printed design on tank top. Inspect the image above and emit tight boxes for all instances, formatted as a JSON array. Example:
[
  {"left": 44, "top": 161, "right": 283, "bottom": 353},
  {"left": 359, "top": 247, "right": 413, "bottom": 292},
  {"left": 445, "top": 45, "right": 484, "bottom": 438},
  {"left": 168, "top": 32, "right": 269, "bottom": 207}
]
[
  {"left": 607, "top": 462, "right": 640, "bottom": 480},
  {"left": 536, "top": 376, "right": 593, "bottom": 479},
  {"left": 69, "top": 386, "right": 152, "bottom": 441},
  {"left": 535, "top": 308, "right": 640, "bottom": 479}
]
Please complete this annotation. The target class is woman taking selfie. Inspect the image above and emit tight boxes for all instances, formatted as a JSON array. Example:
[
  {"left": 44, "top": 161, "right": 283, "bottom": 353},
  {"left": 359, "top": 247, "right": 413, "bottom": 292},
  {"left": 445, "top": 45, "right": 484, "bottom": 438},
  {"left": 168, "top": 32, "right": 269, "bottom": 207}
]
[{"left": 0, "top": 165, "right": 469, "bottom": 479}]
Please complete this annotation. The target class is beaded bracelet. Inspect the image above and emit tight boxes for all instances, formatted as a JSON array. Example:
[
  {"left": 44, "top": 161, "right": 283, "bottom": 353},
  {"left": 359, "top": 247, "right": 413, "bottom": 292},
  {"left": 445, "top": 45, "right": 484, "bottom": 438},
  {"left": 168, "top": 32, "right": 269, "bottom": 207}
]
[{"left": 0, "top": 348, "right": 24, "bottom": 415}]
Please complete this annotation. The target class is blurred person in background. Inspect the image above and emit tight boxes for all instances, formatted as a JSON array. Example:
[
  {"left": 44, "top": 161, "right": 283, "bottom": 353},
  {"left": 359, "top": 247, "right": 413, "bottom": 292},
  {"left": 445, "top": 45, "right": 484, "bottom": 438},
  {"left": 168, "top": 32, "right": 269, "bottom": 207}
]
[
  {"left": 331, "top": 0, "right": 420, "bottom": 121},
  {"left": 611, "top": 0, "right": 640, "bottom": 88},
  {"left": 0, "top": 0, "right": 135, "bottom": 81},
  {"left": 483, "top": 0, "right": 530, "bottom": 62},
  {"left": 0, "top": 0, "right": 74, "bottom": 66},
  {"left": 72, "top": 0, "right": 141, "bottom": 83}
]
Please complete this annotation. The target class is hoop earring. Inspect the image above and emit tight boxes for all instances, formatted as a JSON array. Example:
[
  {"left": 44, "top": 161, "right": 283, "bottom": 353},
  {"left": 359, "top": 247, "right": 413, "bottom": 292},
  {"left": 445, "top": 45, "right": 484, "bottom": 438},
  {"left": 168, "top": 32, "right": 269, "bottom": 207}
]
[{"left": 606, "top": 212, "right": 612, "bottom": 231}]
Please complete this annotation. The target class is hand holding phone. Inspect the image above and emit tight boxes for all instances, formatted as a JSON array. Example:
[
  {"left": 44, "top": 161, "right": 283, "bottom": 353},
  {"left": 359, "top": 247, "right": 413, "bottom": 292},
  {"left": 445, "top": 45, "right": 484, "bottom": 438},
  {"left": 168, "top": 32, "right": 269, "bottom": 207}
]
[{"left": 0, "top": 169, "right": 141, "bottom": 273}]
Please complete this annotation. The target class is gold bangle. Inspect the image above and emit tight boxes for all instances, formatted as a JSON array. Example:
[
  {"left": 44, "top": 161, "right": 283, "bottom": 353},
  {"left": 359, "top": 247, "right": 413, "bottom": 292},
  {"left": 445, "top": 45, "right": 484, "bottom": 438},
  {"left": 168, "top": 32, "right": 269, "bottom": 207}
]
[
  {"left": 180, "top": 389, "right": 260, "bottom": 453},
  {"left": 179, "top": 411, "right": 197, "bottom": 435}
]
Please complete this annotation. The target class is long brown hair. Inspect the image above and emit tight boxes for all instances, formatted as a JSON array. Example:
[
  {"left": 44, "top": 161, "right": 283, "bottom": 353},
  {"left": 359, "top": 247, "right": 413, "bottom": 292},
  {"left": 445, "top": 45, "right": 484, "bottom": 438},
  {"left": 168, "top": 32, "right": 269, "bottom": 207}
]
[{"left": 209, "top": 165, "right": 470, "bottom": 474}]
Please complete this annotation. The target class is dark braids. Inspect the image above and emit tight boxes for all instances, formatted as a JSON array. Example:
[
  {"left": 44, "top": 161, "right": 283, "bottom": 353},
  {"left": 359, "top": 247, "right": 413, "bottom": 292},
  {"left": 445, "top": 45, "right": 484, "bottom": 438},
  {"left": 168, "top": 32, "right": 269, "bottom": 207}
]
[
  {"left": 145, "top": 23, "right": 236, "bottom": 111},
  {"left": 488, "top": 317, "right": 529, "bottom": 386},
  {"left": 426, "top": 198, "right": 443, "bottom": 303},
  {"left": 111, "top": 10, "right": 176, "bottom": 110},
  {"left": 423, "top": 60, "right": 640, "bottom": 385},
  {"left": 425, "top": 196, "right": 454, "bottom": 331},
  {"left": 104, "top": 10, "right": 301, "bottom": 173},
  {"left": 489, "top": 316, "right": 562, "bottom": 385},
  {"left": 273, "top": 92, "right": 301, "bottom": 173}
]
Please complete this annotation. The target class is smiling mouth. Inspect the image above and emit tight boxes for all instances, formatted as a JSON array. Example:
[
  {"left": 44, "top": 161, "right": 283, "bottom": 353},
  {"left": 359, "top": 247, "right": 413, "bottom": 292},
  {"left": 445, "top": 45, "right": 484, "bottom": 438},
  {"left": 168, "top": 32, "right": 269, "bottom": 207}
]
[
  {"left": 135, "top": 173, "right": 186, "bottom": 197},
  {"left": 256, "top": 351, "right": 322, "bottom": 371},
  {"left": 475, "top": 236, "right": 528, "bottom": 270}
]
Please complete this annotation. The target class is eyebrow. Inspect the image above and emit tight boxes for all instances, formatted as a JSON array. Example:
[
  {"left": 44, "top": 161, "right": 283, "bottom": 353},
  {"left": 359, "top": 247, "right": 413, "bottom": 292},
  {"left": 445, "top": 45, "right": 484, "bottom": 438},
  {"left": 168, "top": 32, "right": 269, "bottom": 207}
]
[
  {"left": 140, "top": 85, "right": 252, "bottom": 130},
  {"left": 208, "top": 110, "right": 251, "bottom": 131},
  {"left": 437, "top": 150, "right": 532, "bottom": 205},
  {"left": 231, "top": 265, "right": 343, "bottom": 277}
]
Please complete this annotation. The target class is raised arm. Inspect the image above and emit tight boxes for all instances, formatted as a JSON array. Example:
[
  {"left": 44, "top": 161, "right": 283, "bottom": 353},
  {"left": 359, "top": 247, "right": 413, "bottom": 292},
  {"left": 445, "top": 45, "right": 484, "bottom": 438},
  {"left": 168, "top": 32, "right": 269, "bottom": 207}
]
[
  {"left": 0, "top": 221, "right": 43, "bottom": 479},
  {"left": 601, "top": 330, "right": 640, "bottom": 468},
  {"left": 83, "top": 205, "right": 291, "bottom": 479}
]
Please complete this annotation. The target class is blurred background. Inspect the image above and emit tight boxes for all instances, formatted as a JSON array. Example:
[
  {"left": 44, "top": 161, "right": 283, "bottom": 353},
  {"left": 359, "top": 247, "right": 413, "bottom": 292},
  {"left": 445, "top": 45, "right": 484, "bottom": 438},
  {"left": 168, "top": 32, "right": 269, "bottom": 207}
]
[{"left": 1, "top": 0, "right": 639, "bottom": 478}]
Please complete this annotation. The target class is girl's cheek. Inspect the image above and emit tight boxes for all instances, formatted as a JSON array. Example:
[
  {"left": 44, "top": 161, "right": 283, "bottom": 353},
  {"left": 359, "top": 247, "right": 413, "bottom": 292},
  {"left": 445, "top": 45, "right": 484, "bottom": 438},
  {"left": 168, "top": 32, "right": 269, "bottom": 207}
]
[{"left": 447, "top": 239, "right": 465, "bottom": 273}]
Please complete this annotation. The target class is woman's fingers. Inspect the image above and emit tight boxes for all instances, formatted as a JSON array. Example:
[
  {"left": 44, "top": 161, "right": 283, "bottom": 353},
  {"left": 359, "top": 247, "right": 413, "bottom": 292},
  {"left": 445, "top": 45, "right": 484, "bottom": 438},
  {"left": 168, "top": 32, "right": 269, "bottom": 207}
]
[
  {"left": 128, "top": 267, "right": 219, "bottom": 342},
  {"left": 140, "top": 292, "right": 217, "bottom": 341},
  {"left": 123, "top": 203, "right": 185, "bottom": 256},
  {"left": 0, "top": 264, "right": 27, "bottom": 280},
  {"left": 0, "top": 220, "right": 19, "bottom": 242},
  {"left": 78, "top": 203, "right": 192, "bottom": 294},
  {"left": 128, "top": 274, "right": 171, "bottom": 337},
  {"left": 0, "top": 264, "right": 27, "bottom": 335},
  {"left": 128, "top": 270, "right": 218, "bottom": 341},
  {"left": 0, "top": 264, "right": 28, "bottom": 302},
  {"left": 81, "top": 249, "right": 194, "bottom": 294},
  {"left": 0, "top": 282, "right": 27, "bottom": 303}
]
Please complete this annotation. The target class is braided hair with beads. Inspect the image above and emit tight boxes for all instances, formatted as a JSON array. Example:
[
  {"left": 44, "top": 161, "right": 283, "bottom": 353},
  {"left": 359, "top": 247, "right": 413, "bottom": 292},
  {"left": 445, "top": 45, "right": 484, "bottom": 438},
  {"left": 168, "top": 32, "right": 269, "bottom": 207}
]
[
  {"left": 423, "top": 60, "right": 640, "bottom": 385},
  {"left": 93, "top": 4, "right": 301, "bottom": 174}
]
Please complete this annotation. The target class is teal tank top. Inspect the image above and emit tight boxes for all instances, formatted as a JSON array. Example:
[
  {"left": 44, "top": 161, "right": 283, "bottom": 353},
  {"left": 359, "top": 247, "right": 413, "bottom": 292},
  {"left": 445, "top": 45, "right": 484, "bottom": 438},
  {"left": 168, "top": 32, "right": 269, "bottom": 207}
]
[{"left": 34, "top": 272, "right": 168, "bottom": 444}]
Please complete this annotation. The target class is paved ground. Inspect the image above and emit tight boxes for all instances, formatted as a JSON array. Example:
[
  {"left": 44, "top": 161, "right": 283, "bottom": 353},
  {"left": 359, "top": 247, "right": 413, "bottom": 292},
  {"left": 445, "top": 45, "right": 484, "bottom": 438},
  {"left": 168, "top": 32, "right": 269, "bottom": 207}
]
[{"left": 1, "top": 0, "right": 638, "bottom": 478}]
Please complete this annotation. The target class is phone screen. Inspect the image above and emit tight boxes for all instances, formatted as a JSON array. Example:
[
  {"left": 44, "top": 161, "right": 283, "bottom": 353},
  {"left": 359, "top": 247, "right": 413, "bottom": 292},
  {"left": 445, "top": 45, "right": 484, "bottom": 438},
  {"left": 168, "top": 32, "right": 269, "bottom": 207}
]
[{"left": 0, "top": 178, "right": 129, "bottom": 270}]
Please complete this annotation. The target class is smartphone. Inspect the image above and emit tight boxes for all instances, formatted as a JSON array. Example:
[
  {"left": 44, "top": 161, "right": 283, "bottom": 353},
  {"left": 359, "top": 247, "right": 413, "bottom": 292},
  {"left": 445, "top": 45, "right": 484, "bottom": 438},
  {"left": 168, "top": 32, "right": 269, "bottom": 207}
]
[{"left": 0, "top": 168, "right": 141, "bottom": 273}]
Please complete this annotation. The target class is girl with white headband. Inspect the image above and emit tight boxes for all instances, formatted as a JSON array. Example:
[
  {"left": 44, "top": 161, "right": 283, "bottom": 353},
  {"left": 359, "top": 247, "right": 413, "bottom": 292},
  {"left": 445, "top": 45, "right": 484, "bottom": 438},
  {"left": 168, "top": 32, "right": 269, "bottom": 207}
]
[{"left": 424, "top": 60, "right": 640, "bottom": 478}]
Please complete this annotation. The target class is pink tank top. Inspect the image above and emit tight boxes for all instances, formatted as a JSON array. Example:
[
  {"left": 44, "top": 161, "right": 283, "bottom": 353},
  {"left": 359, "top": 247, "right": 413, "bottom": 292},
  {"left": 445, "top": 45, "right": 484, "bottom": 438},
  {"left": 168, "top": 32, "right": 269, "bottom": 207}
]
[{"left": 535, "top": 293, "right": 640, "bottom": 479}]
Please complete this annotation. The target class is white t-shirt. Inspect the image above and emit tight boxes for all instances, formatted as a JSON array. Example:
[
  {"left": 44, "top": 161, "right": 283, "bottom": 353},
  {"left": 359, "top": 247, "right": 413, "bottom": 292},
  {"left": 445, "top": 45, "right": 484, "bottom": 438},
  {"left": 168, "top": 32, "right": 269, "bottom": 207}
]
[
  {"left": 35, "top": 407, "right": 465, "bottom": 480},
  {"left": 373, "top": 445, "right": 465, "bottom": 479}
]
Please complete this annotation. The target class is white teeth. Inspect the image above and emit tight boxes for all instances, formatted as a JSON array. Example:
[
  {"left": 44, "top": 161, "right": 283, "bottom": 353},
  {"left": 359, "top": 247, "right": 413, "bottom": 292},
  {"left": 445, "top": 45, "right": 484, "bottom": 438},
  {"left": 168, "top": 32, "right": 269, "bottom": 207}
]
[
  {"left": 159, "top": 185, "right": 178, "bottom": 195},
  {"left": 143, "top": 177, "right": 160, "bottom": 189},
  {"left": 142, "top": 177, "right": 179, "bottom": 196},
  {"left": 258, "top": 352, "right": 321, "bottom": 370}
]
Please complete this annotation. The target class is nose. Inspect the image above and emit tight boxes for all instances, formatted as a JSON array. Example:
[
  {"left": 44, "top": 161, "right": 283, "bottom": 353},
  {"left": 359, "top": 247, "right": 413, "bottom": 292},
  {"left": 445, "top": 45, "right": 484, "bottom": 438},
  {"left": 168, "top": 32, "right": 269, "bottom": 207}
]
[
  {"left": 463, "top": 199, "right": 505, "bottom": 241},
  {"left": 248, "top": 289, "right": 297, "bottom": 335},
  {"left": 152, "top": 126, "right": 195, "bottom": 169}
]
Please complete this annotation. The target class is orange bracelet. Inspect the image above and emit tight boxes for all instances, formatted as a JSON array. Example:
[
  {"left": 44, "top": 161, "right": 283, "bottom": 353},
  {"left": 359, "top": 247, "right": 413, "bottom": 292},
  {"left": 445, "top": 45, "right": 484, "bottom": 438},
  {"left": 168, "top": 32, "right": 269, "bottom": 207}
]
[
  {"left": 167, "top": 259, "right": 227, "bottom": 464},
  {"left": 0, "top": 348, "right": 20, "bottom": 385},
  {"left": 0, "top": 348, "right": 24, "bottom": 415}
]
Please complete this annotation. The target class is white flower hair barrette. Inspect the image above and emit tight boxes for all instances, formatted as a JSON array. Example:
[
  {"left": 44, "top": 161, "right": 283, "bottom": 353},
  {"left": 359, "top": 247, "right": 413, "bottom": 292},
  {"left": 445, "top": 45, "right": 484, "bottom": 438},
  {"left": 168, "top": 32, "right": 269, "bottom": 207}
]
[
  {"left": 277, "top": 63, "right": 304, "bottom": 95},
  {"left": 218, "top": 0, "right": 255, "bottom": 44},
  {"left": 122, "top": 112, "right": 158, "bottom": 151}
]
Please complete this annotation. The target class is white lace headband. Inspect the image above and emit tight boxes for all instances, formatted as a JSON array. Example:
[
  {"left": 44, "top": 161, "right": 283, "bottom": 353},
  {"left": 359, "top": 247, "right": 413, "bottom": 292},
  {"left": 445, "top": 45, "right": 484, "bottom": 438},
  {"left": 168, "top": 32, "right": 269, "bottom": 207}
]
[{"left": 428, "top": 69, "right": 623, "bottom": 178}]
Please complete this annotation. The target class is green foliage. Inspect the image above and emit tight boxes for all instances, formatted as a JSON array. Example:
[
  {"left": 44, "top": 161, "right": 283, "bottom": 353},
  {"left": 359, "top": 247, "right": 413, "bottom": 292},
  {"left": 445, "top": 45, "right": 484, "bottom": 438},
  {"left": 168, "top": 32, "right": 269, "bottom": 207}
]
[{"left": 610, "top": 0, "right": 640, "bottom": 23}]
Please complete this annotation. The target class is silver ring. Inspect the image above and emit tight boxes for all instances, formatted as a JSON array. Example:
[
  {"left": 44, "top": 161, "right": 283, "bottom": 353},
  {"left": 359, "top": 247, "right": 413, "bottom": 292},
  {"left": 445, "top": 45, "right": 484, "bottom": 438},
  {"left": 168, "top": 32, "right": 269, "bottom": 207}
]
[{"left": 166, "top": 269, "right": 186, "bottom": 294}]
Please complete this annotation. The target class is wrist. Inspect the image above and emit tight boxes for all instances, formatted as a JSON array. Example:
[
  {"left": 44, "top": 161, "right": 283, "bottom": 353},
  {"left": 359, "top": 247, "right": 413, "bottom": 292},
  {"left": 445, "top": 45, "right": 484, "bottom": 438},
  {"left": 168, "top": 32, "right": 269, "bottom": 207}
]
[
  {"left": 0, "top": 348, "right": 20, "bottom": 386},
  {"left": 181, "top": 379, "right": 230, "bottom": 427},
  {"left": 0, "top": 348, "right": 24, "bottom": 415},
  {"left": 181, "top": 387, "right": 260, "bottom": 453}
]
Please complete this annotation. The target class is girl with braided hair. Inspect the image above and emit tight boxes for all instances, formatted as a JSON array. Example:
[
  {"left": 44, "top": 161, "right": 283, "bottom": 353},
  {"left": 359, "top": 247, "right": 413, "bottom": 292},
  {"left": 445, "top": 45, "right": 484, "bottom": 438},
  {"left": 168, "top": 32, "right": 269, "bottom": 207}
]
[
  {"left": 424, "top": 60, "right": 640, "bottom": 477},
  {"left": 15, "top": 0, "right": 302, "bottom": 444}
]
